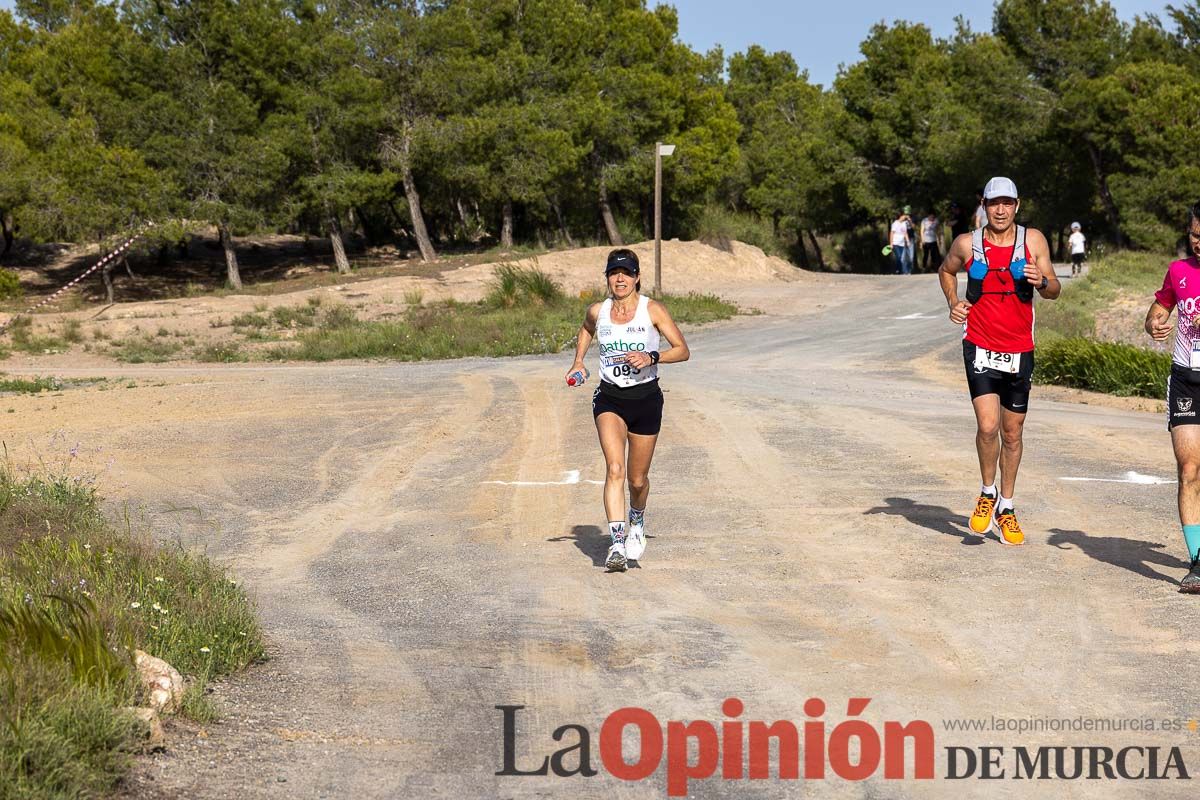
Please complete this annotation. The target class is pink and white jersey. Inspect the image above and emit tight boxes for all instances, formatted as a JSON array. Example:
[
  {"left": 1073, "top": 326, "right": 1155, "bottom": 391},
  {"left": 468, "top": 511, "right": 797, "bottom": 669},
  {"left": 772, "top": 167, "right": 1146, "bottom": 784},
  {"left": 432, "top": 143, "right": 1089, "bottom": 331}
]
[{"left": 1154, "top": 256, "right": 1200, "bottom": 367}]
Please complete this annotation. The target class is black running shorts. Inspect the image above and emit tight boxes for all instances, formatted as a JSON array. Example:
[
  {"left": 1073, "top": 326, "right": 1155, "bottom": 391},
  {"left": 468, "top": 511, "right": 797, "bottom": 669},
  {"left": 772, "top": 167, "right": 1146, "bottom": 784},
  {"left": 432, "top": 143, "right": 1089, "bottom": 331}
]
[
  {"left": 1168, "top": 365, "right": 1200, "bottom": 430},
  {"left": 592, "top": 382, "right": 664, "bottom": 435},
  {"left": 963, "top": 340, "right": 1035, "bottom": 413},
  {"left": 1071, "top": 253, "right": 1084, "bottom": 267}
]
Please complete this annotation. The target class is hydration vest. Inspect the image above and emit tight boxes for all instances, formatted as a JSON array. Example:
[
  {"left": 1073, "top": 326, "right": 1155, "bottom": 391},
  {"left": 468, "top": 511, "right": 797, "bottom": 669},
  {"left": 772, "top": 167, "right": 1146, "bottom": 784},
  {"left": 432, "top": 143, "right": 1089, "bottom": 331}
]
[{"left": 965, "top": 225, "right": 1033, "bottom": 304}]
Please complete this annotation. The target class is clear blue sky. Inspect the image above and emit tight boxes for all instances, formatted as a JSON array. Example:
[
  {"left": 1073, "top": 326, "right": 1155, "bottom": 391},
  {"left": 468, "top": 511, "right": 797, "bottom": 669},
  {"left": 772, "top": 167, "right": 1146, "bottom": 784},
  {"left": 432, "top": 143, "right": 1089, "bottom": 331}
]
[
  {"left": 670, "top": 0, "right": 1172, "bottom": 86},
  {"left": 0, "top": 0, "right": 1177, "bottom": 87}
]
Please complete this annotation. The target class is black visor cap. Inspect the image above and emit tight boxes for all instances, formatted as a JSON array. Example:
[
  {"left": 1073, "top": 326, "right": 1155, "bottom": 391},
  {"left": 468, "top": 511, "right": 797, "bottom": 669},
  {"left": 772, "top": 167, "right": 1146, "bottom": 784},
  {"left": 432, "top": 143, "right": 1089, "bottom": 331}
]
[{"left": 605, "top": 252, "right": 640, "bottom": 276}]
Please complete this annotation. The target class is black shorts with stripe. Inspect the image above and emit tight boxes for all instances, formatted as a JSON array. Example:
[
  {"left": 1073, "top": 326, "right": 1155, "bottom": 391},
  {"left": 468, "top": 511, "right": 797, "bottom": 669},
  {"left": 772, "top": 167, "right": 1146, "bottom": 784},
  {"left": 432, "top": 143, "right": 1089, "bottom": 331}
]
[{"left": 1168, "top": 365, "right": 1200, "bottom": 430}]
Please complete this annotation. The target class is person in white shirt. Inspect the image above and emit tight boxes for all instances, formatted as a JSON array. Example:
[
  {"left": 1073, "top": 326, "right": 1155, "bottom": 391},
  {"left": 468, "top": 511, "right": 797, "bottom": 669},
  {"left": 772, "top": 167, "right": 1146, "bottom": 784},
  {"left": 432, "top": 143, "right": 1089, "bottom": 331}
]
[
  {"left": 1068, "top": 222, "right": 1086, "bottom": 276},
  {"left": 890, "top": 211, "right": 912, "bottom": 275},
  {"left": 921, "top": 211, "right": 941, "bottom": 271},
  {"left": 974, "top": 188, "right": 988, "bottom": 230}
]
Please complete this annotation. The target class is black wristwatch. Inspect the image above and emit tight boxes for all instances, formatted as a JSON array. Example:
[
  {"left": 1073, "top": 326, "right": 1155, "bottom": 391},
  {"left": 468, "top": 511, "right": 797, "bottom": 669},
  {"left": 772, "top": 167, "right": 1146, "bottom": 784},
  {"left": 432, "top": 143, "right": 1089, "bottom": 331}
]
[
  {"left": 649, "top": 351, "right": 660, "bottom": 365},
  {"left": 1039, "top": 276, "right": 1049, "bottom": 290}
]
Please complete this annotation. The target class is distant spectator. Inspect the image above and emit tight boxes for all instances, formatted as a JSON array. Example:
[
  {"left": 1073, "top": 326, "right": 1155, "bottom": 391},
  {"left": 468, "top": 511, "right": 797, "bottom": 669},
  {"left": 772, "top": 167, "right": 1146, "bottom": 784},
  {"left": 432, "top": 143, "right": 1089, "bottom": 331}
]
[
  {"left": 901, "top": 205, "right": 916, "bottom": 275},
  {"left": 949, "top": 201, "right": 969, "bottom": 241},
  {"left": 890, "top": 210, "right": 912, "bottom": 275},
  {"left": 921, "top": 211, "right": 941, "bottom": 271},
  {"left": 974, "top": 188, "right": 987, "bottom": 229},
  {"left": 1069, "top": 221, "right": 1086, "bottom": 276}
]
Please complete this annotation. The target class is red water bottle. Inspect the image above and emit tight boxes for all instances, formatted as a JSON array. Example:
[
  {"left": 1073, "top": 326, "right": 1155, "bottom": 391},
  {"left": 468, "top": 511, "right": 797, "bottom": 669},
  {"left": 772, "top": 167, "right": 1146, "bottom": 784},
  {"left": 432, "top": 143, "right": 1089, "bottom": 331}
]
[{"left": 567, "top": 367, "right": 589, "bottom": 387}]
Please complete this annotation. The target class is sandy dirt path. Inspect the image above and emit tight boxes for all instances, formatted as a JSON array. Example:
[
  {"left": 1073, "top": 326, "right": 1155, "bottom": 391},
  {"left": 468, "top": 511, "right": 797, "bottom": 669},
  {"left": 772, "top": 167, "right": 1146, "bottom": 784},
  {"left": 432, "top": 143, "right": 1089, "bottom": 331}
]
[{"left": 3, "top": 269, "right": 1196, "bottom": 798}]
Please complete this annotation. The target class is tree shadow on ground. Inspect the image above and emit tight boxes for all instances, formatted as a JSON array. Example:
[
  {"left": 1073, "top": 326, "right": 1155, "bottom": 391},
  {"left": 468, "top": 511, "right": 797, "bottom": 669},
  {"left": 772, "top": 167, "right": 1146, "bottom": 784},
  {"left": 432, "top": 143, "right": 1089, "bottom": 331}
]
[
  {"left": 1047, "top": 528, "right": 1188, "bottom": 586},
  {"left": 547, "top": 525, "right": 646, "bottom": 570},
  {"left": 863, "top": 497, "right": 987, "bottom": 545}
]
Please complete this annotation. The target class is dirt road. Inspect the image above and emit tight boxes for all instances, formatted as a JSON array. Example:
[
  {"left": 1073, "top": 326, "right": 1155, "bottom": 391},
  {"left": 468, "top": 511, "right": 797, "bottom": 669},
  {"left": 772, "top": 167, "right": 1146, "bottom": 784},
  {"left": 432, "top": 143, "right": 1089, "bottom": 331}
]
[{"left": 5, "top": 270, "right": 1195, "bottom": 798}]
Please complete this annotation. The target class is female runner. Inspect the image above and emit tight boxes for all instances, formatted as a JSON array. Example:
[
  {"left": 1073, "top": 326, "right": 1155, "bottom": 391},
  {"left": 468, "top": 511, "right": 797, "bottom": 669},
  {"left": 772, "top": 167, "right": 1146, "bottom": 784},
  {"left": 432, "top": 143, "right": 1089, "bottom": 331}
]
[{"left": 566, "top": 249, "right": 690, "bottom": 571}]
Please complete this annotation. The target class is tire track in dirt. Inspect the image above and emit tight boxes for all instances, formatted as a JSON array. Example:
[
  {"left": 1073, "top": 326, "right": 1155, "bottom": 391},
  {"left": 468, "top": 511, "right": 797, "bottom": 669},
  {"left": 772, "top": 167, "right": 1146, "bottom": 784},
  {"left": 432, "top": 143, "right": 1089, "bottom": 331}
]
[
  {"left": 245, "top": 373, "right": 492, "bottom": 585},
  {"left": 156, "top": 373, "right": 507, "bottom": 796}
]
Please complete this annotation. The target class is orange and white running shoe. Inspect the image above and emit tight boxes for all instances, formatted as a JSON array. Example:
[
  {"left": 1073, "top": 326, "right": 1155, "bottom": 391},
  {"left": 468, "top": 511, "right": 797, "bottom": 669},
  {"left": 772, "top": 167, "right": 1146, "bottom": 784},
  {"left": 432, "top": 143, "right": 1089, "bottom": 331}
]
[
  {"left": 994, "top": 508, "right": 1025, "bottom": 546},
  {"left": 968, "top": 493, "right": 996, "bottom": 535}
]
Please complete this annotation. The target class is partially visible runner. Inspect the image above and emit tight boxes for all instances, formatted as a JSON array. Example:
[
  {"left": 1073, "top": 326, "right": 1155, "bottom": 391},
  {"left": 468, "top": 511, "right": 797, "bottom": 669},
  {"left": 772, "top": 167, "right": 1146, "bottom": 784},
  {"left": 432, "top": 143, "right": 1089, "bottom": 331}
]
[
  {"left": 1144, "top": 202, "right": 1200, "bottom": 592},
  {"left": 938, "top": 177, "right": 1060, "bottom": 545},
  {"left": 566, "top": 249, "right": 690, "bottom": 572},
  {"left": 1068, "top": 222, "right": 1086, "bottom": 277}
]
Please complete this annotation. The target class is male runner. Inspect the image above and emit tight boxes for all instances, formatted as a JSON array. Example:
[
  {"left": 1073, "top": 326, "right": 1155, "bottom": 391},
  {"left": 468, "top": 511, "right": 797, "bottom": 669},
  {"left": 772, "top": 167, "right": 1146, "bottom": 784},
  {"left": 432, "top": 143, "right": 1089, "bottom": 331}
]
[
  {"left": 1144, "top": 202, "right": 1200, "bottom": 591},
  {"left": 938, "top": 177, "right": 1060, "bottom": 545}
]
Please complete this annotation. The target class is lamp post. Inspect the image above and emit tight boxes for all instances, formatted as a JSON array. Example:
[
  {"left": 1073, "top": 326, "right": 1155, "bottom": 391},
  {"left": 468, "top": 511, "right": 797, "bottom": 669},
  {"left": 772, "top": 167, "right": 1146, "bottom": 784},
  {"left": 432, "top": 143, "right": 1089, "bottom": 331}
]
[{"left": 654, "top": 142, "right": 675, "bottom": 296}]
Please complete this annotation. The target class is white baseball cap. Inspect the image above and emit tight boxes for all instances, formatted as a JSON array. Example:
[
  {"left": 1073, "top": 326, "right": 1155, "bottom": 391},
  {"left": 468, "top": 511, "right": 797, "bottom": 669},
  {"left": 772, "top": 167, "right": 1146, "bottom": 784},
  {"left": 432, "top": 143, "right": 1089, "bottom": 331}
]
[
  {"left": 1071, "top": 221, "right": 1081, "bottom": 230},
  {"left": 983, "top": 177, "right": 1018, "bottom": 200}
]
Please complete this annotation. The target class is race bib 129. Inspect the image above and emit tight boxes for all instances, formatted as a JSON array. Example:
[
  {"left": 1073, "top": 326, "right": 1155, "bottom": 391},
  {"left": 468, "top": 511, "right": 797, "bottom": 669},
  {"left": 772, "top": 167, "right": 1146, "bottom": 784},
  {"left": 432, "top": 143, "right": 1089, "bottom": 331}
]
[{"left": 975, "top": 348, "right": 1021, "bottom": 374}]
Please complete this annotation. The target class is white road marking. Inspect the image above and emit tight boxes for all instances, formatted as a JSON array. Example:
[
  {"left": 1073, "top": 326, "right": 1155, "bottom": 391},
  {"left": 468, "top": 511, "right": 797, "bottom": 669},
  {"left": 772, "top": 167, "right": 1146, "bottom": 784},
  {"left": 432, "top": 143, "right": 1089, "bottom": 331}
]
[
  {"left": 484, "top": 469, "right": 603, "bottom": 486},
  {"left": 1061, "top": 471, "right": 1176, "bottom": 485},
  {"left": 880, "top": 312, "right": 940, "bottom": 320}
]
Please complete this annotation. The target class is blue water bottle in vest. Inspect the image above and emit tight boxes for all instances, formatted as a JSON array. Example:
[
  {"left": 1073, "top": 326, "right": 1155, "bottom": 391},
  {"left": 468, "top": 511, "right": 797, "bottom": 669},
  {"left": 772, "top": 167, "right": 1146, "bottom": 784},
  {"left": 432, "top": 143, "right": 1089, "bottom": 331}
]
[{"left": 966, "top": 226, "right": 1033, "bottom": 304}]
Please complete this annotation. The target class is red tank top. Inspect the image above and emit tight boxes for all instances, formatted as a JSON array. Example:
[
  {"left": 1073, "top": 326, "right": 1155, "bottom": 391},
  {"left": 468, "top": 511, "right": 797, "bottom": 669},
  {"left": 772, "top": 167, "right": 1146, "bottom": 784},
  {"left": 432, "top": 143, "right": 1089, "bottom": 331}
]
[{"left": 964, "top": 240, "right": 1035, "bottom": 352}]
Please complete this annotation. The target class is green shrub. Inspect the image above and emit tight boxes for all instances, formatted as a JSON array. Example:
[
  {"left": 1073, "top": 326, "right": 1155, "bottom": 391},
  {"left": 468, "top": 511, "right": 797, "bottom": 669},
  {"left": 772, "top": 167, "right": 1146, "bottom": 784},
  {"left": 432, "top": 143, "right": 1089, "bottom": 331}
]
[
  {"left": 0, "top": 594, "right": 131, "bottom": 690},
  {"left": 196, "top": 342, "right": 246, "bottom": 363},
  {"left": 7, "top": 317, "right": 68, "bottom": 355},
  {"left": 658, "top": 292, "right": 740, "bottom": 324},
  {"left": 1035, "top": 337, "right": 1171, "bottom": 397},
  {"left": 0, "top": 656, "right": 141, "bottom": 800},
  {"left": 693, "top": 205, "right": 784, "bottom": 258},
  {"left": 517, "top": 267, "right": 562, "bottom": 305},
  {"left": 0, "top": 375, "right": 63, "bottom": 394},
  {"left": 109, "top": 336, "right": 182, "bottom": 363},
  {"left": 485, "top": 264, "right": 563, "bottom": 308},
  {"left": 486, "top": 264, "right": 521, "bottom": 308},
  {"left": 613, "top": 212, "right": 645, "bottom": 247},
  {"left": 229, "top": 312, "right": 270, "bottom": 329},
  {"left": 0, "top": 469, "right": 264, "bottom": 797},
  {"left": 0, "top": 268, "right": 22, "bottom": 300},
  {"left": 319, "top": 304, "right": 359, "bottom": 329},
  {"left": 271, "top": 304, "right": 318, "bottom": 327},
  {"left": 61, "top": 320, "right": 83, "bottom": 344}
]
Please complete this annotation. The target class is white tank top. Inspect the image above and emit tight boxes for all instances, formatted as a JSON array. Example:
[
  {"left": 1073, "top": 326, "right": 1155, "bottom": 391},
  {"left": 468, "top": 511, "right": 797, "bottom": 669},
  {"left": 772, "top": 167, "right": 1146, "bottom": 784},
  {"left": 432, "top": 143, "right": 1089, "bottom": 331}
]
[{"left": 596, "top": 295, "right": 659, "bottom": 388}]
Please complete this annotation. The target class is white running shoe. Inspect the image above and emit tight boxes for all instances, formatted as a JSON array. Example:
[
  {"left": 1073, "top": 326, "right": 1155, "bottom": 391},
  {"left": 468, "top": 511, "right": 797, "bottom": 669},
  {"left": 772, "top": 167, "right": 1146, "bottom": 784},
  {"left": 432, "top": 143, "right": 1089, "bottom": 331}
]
[
  {"left": 625, "top": 521, "right": 645, "bottom": 561},
  {"left": 605, "top": 541, "right": 628, "bottom": 572}
]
